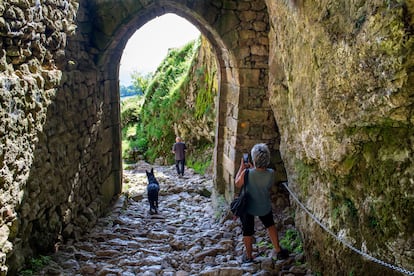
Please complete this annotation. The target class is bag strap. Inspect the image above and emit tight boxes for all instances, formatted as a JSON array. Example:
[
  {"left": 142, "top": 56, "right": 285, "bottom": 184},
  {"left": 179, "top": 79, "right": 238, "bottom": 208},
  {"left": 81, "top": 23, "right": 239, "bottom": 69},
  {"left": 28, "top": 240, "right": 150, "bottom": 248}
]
[{"left": 242, "top": 169, "right": 249, "bottom": 193}]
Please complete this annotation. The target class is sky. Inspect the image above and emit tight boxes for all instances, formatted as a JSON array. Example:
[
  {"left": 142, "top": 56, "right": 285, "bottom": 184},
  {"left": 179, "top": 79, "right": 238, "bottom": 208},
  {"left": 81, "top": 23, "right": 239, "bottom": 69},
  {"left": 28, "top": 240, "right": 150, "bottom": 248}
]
[{"left": 119, "top": 13, "right": 200, "bottom": 86}]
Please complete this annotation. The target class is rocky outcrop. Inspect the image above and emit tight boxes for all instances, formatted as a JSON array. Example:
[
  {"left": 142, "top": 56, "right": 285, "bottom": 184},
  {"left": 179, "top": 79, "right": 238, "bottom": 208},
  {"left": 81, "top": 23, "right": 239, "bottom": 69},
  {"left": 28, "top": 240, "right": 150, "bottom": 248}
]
[
  {"left": 267, "top": 0, "right": 414, "bottom": 274},
  {"left": 169, "top": 36, "right": 218, "bottom": 173},
  {"left": 173, "top": 36, "right": 218, "bottom": 146},
  {"left": 136, "top": 36, "right": 217, "bottom": 167}
]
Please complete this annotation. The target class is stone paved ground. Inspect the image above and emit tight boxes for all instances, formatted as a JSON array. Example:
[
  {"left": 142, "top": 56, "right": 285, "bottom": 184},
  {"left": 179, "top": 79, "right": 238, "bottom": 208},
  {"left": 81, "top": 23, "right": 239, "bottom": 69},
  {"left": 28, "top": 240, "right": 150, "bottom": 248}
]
[{"left": 31, "top": 161, "right": 314, "bottom": 276}]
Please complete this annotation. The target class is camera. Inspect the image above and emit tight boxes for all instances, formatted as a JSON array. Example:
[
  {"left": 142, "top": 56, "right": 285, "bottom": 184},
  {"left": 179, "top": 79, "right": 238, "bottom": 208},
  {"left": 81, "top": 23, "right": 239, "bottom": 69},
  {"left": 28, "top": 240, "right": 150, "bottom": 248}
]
[{"left": 243, "top": 153, "right": 249, "bottom": 164}]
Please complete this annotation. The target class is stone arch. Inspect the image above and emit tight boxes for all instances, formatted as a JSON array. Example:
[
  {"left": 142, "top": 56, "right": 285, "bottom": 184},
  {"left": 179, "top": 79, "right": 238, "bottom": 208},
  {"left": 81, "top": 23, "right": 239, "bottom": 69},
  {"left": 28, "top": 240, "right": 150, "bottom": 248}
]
[{"left": 88, "top": 0, "right": 281, "bottom": 201}]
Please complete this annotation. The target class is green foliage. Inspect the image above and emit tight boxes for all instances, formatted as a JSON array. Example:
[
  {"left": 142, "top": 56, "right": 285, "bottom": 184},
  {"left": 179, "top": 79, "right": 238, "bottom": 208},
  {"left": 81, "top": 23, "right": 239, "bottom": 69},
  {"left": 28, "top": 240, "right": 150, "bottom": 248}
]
[
  {"left": 123, "top": 124, "right": 137, "bottom": 140},
  {"left": 120, "top": 96, "right": 146, "bottom": 162},
  {"left": 122, "top": 135, "right": 148, "bottom": 160},
  {"left": 137, "top": 39, "right": 199, "bottom": 162},
  {"left": 120, "top": 36, "right": 215, "bottom": 172},
  {"left": 187, "top": 158, "right": 211, "bottom": 175},
  {"left": 120, "top": 96, "right": 143, "bottom": 128},
  {"left": 19, "top": 255, "right": 51, "bottom": 275},
  {"left": 186, "top": 142, "right": 213, "bottom": 175},
  {"left": 330, "top": 195, "right": 359, "bottom": 230},
  {"left": 194, "top": 66, "right": 216, "bottom": 119},
  {"left": 122, "top": 127, "right": 148, "bottom": 162},
  {"left": 332, "top": 206, "right": 340, "bottom": 220},
  {"left": 344, "top": 198, "right": 357, "bottom": 218},
  {"left": 368, "top": 215, "right": 378, "bottom": 228},
  {"left": 256, "top": 240, "right": 273, "bottom": 249},
  {"left": 131, "top": 71, "right": 153, "bottom": 94},
  {"left": 280, "top": 229, "right": 303, "bottom": 254}
]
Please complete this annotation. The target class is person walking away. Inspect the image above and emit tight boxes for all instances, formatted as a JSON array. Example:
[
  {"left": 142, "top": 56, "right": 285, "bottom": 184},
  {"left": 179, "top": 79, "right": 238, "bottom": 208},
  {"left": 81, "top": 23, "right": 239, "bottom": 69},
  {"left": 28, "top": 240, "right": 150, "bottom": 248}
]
[
  {"left": 172, "top": 136, "right": 187, "bottom": 177},
  {"left": 234, "top": 143, "right": 289, "bottom": 263}
]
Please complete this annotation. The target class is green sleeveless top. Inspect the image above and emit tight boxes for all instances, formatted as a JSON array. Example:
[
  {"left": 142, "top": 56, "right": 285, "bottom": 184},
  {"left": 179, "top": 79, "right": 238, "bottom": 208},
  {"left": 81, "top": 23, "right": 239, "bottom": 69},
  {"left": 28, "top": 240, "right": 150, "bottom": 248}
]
[{"left": 245, "top": 168, "right": 275, "bottom": 216}]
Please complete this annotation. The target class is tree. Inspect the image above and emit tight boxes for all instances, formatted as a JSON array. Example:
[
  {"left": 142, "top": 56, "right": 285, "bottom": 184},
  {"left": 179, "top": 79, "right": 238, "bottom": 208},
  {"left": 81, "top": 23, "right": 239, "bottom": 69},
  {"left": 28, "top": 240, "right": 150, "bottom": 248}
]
[{"left": 131, "top": 71, "right": 153, "bottom": 94}]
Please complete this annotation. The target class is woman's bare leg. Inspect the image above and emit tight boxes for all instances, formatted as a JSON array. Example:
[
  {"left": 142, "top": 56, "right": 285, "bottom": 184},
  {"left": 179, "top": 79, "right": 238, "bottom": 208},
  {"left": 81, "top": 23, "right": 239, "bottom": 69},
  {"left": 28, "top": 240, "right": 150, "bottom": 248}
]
[
  {"left": 267, "top": 225, "right": 281, "bottom": 252},
  {"left": 243, "top": 236, "right": 254, "bottom": 258}
]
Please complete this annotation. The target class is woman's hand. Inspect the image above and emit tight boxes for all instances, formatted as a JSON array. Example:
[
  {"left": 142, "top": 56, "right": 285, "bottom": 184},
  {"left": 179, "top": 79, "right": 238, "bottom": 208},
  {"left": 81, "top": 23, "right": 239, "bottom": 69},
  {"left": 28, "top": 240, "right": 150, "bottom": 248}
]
[
  {"left": 235, "top": 157, "right": 251, "bottom": 188},
  {"left": 240, "top": 157, "right": 252, "bottom": 169}
]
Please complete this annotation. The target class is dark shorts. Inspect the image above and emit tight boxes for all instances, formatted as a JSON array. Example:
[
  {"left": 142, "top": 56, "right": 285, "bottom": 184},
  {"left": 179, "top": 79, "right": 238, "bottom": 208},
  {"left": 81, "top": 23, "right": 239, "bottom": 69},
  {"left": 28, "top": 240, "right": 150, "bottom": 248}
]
[{"left": 240, "top": 211, "right": 275, "bottom": 236}]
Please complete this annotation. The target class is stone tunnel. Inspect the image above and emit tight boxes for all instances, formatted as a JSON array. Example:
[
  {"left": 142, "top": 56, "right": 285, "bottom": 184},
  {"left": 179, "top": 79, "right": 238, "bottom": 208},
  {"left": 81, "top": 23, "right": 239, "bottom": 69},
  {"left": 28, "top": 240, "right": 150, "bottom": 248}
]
[{"left": 0, "top": 0, "right": 413, "bottom": 275}]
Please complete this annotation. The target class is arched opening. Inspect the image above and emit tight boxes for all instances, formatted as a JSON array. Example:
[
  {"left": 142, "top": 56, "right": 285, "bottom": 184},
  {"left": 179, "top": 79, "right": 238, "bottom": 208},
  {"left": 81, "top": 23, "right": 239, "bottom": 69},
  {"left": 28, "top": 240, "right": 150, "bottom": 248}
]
[
  {"left": 118, "top": 14, "right": 209, "bottom": 165},
  {"left": 117, "top": 13, "right": 219, "bottom": 198},
  {"left": 119, "top": 14, "right": 200, "bottom": 86},
  {"left": 96, "top": 5, "right": 242, "bottom": 200}
]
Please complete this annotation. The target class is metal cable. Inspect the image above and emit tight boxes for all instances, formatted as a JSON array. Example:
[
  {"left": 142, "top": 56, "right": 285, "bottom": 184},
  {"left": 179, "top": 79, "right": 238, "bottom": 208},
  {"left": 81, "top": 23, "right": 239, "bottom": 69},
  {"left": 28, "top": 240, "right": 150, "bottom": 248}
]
[{"left": 282, "top": 182, "right": 414, "bottom": 276}]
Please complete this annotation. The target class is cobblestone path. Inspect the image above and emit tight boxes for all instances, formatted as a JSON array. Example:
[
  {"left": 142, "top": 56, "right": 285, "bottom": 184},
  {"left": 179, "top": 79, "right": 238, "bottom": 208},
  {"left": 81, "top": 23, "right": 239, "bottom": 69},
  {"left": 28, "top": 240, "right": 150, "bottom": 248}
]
[{"left": 31, "top": 161, "right": 313, "bottom": 275}]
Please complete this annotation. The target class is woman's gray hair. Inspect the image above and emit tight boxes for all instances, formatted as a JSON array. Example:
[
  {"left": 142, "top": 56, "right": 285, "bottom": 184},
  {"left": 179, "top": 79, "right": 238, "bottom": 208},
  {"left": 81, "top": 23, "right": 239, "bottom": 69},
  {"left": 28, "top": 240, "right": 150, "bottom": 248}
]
[{"left": 251, "top": 143, "right": 270, "bottom": 168}]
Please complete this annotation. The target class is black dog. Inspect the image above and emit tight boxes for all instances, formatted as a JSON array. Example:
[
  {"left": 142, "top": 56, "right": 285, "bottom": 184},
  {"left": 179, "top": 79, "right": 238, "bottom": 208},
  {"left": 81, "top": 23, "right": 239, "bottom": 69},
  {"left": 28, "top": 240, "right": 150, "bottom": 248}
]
[{"left": 146, "top": 168, "right": 160, "bottom": 214}]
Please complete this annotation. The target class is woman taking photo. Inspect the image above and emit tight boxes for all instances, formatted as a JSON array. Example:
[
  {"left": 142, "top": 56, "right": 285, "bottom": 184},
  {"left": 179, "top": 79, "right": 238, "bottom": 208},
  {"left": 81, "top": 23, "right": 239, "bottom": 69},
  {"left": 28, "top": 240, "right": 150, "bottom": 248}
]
[{"left": 235, "top": 143, "right": 289, "bottom": 263}]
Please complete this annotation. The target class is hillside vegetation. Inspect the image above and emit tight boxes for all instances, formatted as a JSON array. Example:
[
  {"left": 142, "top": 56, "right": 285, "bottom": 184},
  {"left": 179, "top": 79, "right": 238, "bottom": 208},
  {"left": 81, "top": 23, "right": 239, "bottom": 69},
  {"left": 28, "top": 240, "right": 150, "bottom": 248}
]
[{"left": 121, "top": 36, "right": 218, "bottom": 174}]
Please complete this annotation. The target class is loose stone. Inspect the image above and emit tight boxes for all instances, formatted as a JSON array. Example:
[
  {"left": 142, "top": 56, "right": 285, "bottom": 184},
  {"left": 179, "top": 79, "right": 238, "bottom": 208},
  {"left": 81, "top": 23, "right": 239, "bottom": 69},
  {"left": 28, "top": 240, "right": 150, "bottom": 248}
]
[{"left": 31, "top": 162, "right": 312, "bottom": 276}]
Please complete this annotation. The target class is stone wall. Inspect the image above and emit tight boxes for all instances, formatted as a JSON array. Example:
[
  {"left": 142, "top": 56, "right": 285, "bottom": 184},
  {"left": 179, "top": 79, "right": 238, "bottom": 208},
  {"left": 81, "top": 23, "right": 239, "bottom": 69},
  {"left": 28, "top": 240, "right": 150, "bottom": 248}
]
[
  {"left": 267, "top": 0, "right": 414, "bottom": 274},
  {"left": 0, "top": 1, "right": 121, "bottom": 274}
]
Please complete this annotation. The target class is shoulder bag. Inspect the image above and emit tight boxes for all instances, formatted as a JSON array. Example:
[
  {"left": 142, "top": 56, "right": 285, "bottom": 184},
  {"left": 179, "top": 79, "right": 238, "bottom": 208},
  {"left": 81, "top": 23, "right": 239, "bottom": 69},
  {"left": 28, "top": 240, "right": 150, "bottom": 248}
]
[{"left": 230, "top": 169, "right": 249, "bottom": 217}]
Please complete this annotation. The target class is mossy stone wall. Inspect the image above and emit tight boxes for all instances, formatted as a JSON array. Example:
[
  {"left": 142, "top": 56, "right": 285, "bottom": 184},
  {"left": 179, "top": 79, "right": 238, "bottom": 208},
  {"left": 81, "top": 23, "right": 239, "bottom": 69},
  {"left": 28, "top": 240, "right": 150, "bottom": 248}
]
[{"left": 267, "top": 0, "right": 413, "bottom": 274}]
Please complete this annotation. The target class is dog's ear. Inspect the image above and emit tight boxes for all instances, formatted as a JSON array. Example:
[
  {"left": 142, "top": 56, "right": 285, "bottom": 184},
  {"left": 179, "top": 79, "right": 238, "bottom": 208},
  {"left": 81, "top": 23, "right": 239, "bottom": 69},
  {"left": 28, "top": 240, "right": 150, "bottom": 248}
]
[{"left": 151, "top": 168, "right": 154, "bottom": 174}]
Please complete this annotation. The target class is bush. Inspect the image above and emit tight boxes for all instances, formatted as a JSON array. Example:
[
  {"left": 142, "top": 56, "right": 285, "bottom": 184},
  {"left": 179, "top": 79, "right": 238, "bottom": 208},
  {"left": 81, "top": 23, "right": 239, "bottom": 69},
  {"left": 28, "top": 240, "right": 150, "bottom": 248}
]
[
  {"left": 280, "top": 229, "right": 303, "bottom": 254},
  {"left": 120, "top": 96, "right": 143, "bottom": 127},
  {"left": 19, "top": 255, "right": 51, "bottom": 276}
]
